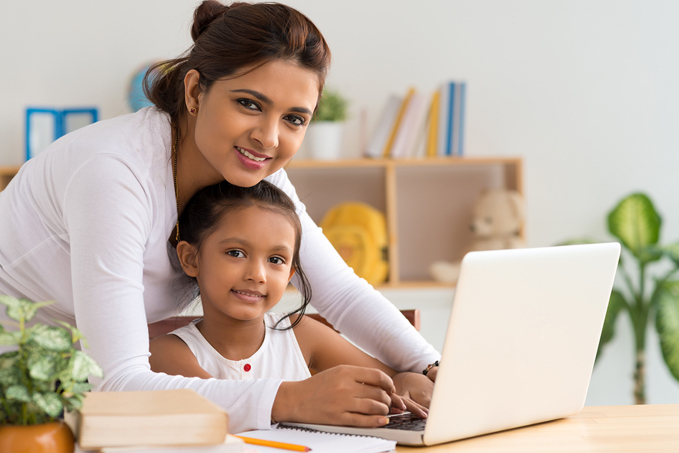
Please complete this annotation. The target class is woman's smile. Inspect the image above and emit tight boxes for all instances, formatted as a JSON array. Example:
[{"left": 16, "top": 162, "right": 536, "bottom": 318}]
[{"left": 234, "top": 146, "right": 270, "bottom": 171}]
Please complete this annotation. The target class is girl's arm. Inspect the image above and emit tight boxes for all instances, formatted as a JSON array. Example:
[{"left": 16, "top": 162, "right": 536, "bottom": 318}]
[
  {"left": 149, "top": 335, "right": 213, "bottom": 379},
  {"left": 292, "top": 314, "right": 431, "bottom": 416}
]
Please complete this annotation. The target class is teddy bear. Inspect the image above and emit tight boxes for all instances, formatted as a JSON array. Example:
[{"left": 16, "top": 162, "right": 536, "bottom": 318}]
[{"left": 429, "top": 189, "right": 526, "bottom": 284}]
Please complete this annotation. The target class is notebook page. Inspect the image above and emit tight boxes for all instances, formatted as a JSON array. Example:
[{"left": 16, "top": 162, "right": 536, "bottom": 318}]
[{"left": 237, "top": 425, "right": 396, "bottom": 453}]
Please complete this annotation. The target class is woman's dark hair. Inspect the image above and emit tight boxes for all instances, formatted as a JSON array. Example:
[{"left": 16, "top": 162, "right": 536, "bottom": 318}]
[
  {"left": 144, "top": 1, "right": 331, "bottom": 127},
  {"left": 178, "top": 179, "right": 312, "bottom": 329}
]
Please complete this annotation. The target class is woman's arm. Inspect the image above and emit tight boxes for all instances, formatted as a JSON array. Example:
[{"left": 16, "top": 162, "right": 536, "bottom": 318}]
[{"left": 267, "top": 169, "right": 441, "bottom": 373}]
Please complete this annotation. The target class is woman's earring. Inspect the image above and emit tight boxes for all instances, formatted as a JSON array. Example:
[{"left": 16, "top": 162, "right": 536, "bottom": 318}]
[{"left": 189, "top": 107, "right": 197, "bottom": 114}]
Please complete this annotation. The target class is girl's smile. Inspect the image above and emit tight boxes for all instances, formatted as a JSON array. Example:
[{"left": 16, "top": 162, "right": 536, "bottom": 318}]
[{"left": 182, "top": 204, "right": 296, "bottom": 325}]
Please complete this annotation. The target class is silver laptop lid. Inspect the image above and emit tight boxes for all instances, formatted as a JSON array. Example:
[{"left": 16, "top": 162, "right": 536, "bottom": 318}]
[{"left": 424, "top": 242, "right": 620, "bottom": 445}]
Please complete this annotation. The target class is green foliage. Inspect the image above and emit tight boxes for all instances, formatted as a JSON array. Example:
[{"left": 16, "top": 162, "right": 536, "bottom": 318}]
[
  {"left": 0, "top": 296, "right": 103, "bottom": 425},
  {"left": 565, "top": 192, "right": 679, "bottom": 403},
  {"left": 312, "top": 88, "right": 348, "bottom": 122}
]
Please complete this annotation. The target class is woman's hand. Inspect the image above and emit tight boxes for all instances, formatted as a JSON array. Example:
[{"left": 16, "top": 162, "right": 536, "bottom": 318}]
[
  {"left": 391, "top": 372, "right": 434, "bottom": 410},
  {"left": 272, "top": 365, "right": 395, "bottom": 427}
]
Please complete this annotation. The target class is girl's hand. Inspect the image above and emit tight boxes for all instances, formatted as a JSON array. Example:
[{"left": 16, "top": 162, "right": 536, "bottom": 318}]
[
  {"left": 391, "top": 372, "right": 434, "bottom": 409},
  {"left": 272, "top": 365, "right": 395, "bottom": 427},
  {"left": 389, "top": 392, "right": 429, "bottom": 419}
]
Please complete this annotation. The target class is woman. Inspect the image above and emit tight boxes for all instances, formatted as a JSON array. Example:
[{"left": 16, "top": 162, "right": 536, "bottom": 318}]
[{"left": 0, "top": 1, "right": 439, "bottom": 433}]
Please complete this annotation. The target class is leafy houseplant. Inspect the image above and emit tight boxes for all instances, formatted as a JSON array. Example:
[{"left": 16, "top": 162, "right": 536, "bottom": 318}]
[
  {"left": 313, "top": 88, "right": 349, "bottom": 123},
  {"left": 0, "top": 296, "right": 103, "bottom": 451},
  {"left": 565, "top": 193, "right": 679, "bottom": 404},
  {"left": 306, "top": 88, "right": 349, "bottom": 160}
]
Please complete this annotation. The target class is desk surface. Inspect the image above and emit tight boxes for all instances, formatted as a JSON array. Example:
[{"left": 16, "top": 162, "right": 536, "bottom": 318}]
[{"left": 397, "top": 404, "right": 679, "bottom": 452}]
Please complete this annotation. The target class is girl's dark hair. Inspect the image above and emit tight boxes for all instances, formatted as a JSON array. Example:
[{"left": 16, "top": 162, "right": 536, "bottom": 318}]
[
  {"left": 144, "top": 1, "right": 331, "bottom": 127},
  {"left": 178, "top": 180, "right": 312, "bottom": 329}
]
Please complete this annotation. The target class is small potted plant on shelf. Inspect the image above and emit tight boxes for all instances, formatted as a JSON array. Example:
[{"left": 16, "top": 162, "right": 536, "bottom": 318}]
[
  {"left": 0, "top": 296, "right": 103, "bottom": 453},
  {"left": 305, "top": 88, "right": 349, "bottom": 160}
]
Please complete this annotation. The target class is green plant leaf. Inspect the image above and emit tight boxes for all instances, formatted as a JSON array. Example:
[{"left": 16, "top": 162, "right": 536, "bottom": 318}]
[
  {"left": 0, "top": 296, "right": 54, "bottom": 322},
  {"left": 313, "top": 89, "right": 348, "bottom": 122},
  {"left": 56, "top": 321, "right": 85, "bottom": 345},
  {"left": 607, "top": 193, "right": 661, "bottom": 263},
  {"left": 0, "top": 365, "right": 21, "bottom": 387},
  {"left": 656, "top": 280, "right": 679, "bottom": 382},
  {"left": 71, "top": 350, "right": 104, "bottom": 381},
  {"left": 0, "top": 329, "right": 20, "bottom": 346},
  {"left": 32, "top": 392, "right": 63, "bottom": 418},
  {"left": 30, "top": 324, "right": 72, "bottom": 351},
  {"left": 5, "top": 384, "right": 31, "bottom": 402},
  {"left": 0, "top": 351, "right": 19, "bottom": 369},
  {"left": 596, "top": 289, "right": 628, "bottom": 362},
  {"left": 662, "top": 242, "right": 679, "bottom": 266},
  {"left": 28, "top": 354, "right": 58, "bottom": 382}
]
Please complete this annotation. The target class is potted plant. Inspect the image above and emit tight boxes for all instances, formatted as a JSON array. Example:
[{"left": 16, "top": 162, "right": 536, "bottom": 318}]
[
  {"left": 305, "top": 88, "right": 349, "bottom": 160},
  {"left": 0, "top": 296, "right": 103, "bottom": 452},
  {"left": 563, "top": 193, "right": 679, "bottom": 404}
]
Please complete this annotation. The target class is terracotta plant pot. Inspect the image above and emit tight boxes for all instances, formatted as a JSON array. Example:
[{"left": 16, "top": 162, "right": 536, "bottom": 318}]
[{"left": 0, "top": 421, "right": 75, "bottom": 453}]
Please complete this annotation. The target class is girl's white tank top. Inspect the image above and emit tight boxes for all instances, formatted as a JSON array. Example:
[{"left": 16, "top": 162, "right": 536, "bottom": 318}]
[{"left": 169, "top": 312, "right": 311, "bottom": 381}]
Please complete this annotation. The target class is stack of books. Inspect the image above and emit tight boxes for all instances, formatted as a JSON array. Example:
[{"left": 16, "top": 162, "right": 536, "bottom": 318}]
[
  {"left": 365, "top": 80, "right": 466, "bottom": 159},
  {"left": 67, "top": 389, "right": 243, "bottom": 453}
]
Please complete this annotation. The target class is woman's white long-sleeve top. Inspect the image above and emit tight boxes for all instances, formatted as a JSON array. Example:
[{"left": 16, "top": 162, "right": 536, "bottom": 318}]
[{"left": 0, "top": 107, "right": 439, "bottom": 433}]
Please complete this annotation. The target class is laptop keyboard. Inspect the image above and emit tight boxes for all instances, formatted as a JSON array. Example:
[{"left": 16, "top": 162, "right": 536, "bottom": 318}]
[{"left": 384, "top": 412, "right": 427, "bottom": 431}]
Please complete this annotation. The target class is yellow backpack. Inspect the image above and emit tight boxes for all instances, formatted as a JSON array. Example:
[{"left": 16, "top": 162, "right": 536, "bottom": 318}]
[{"left": 320, "top": 202, "right": 389, "bottom": 285}]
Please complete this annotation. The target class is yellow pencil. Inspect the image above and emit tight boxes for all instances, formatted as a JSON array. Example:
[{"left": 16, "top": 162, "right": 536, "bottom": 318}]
[{"left": 234, "top": 435, "right": 311, "bottom": 452}]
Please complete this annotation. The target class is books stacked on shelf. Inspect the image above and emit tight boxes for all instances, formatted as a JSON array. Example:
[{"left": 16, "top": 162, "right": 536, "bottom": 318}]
[
  {"left": 67, "top": 389, "right": 243, "bottom": 453},
  {"left": 365, "top": 80, "right": 466, "bottom": 159}
]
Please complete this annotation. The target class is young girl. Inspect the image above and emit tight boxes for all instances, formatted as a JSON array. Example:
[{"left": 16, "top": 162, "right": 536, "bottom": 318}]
[{"left": 150, "top": 180, "right": 431, "bottom": 424}]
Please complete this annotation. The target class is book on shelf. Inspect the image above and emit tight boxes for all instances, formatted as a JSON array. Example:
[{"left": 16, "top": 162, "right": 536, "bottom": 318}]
[
  {"left": 364, "top": 94, "right": 402, "bottom": 158},
  {"left": 381, "top": 87, "right": 415, "bottom": 157},
  {"left": 438, "top": 80, "right": 466, "bottom": 157},
  {"left": 366, "top": 80, "right": 466, "bottom": 160},
  {"left": 389, "top": 90, "right": 429, "bottom": 159},
  {"left": 67, "top": 389, "right": 229, "bottom": 451},
  {"left": 237, "top": 424, "right": 396, "bottom": 453},
  {"left": 425, "top": 89, "right": 441, "bottom": 158}
]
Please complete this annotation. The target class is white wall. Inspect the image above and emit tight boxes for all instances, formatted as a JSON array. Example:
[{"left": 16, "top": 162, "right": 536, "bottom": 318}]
[{"left": 3, "top": 0, "right": 679, "bottom": 406}]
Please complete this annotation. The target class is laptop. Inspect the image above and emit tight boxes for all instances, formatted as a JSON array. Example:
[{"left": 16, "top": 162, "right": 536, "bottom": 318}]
[{"left": 284, "top": 242, "right": 621, "bottom": 446}]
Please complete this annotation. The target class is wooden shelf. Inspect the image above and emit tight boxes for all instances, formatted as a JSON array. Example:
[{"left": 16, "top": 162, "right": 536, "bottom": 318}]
[
  {"left": 286, "top": 156, "right": 523, "bottom": 287},
  {"left": 0, "top": 165, "right": 21, "bottom": 191}
]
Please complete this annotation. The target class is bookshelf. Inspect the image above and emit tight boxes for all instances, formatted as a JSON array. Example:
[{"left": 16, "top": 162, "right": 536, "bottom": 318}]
[
  {"left": 0, "top": 166, "right": 21, "bottom": 191},
  {"left": 0, "top": 157, "right": 523, "bottom": 289},
  {"left": 285, "top": 156, "right": 523, "bottom": 288}
]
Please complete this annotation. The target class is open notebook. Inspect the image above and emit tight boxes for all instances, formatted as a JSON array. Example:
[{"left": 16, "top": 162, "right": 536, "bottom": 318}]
[{"left": 237, "top": 425, "right": 395, "bottom": 453}]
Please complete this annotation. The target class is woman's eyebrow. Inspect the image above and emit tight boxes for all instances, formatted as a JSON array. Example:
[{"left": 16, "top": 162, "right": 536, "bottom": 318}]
[{"left": 230, "top": 89, "right": 312, "bottom": 115}]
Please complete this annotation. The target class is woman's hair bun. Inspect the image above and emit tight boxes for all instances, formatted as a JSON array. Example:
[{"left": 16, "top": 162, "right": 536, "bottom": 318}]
[{"left": 191, "top": 0, "right": 232, "bottom": 41}]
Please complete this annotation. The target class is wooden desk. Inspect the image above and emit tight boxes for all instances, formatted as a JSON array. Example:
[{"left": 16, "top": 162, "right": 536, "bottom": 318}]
[{"left": 397, "top": 404, "right": 679, "bottom": 452}]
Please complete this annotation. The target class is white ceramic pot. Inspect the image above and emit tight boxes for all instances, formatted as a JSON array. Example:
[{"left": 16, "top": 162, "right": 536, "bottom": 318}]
[{"left": 305, "top": 121, "right": 344, "bottom": 160}]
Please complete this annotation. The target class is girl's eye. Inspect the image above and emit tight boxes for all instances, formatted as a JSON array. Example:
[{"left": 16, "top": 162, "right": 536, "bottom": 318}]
[
  {"left": 238, "top": 99, "right": 261, "bottom": 111},
  {"left": 269, "top": 256, "right": 286, "bottom": 265},
  {"left": 284, "top": 114, "right": 306, "bottom": 127},
  {"left": 227, "top": 250, "right": 245, "bottom": 258}
]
